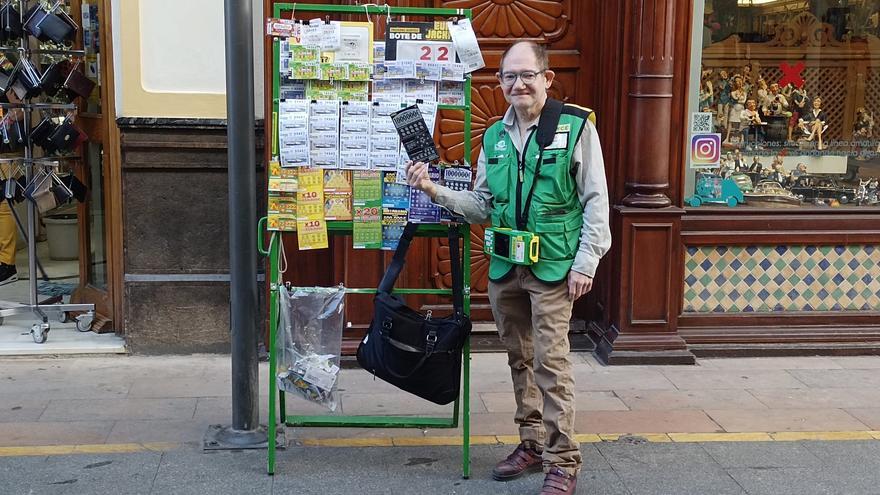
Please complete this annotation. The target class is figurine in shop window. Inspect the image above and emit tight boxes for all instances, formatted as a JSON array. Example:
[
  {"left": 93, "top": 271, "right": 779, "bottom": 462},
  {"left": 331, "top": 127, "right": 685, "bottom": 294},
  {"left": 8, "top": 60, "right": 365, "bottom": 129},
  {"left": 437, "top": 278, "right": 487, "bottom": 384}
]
[
  {"left": 799, "top": 97, "right": 829, "bottom": 150},
  {"left": 787, "top": 86, "right": 808, "bottom": 143},
  {"left": 851, "top": 107, "right": 874, "bottom": 160},
  {"left": 725, "top": 75, "right": 746, "bottom": 145}
]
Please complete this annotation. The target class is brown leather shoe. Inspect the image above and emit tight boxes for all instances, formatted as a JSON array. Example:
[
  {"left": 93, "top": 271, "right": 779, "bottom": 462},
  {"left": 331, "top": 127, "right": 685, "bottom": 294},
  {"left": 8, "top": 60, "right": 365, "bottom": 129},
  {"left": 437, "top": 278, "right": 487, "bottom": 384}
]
[
  {"left": 491, "top": 441, "right": 543, "bottom": 481},
  {"left": 540, "top": 467, "right": 577, "bottom": 494}
]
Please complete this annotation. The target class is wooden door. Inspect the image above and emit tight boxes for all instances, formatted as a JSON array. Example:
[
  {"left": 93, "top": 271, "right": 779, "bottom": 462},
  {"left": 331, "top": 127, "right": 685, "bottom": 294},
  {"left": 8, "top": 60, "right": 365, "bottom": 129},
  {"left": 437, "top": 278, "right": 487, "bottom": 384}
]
[{"left": 69, "top": 0, "right": 121, "bottom": 332}]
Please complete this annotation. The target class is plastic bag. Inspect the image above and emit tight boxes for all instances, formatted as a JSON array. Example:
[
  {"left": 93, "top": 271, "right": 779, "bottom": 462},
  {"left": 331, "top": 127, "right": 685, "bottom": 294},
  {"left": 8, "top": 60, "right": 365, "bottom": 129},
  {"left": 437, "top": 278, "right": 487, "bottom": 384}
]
[{"left": 277, "top": 285, "right": 345, "bottom": 411}]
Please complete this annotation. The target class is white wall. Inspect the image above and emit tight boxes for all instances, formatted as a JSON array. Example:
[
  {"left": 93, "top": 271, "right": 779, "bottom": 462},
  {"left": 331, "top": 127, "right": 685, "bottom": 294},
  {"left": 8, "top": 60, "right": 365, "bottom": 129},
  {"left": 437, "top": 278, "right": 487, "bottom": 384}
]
[{"left": 112, "top": 0, "right": 265, "bottom": 119}]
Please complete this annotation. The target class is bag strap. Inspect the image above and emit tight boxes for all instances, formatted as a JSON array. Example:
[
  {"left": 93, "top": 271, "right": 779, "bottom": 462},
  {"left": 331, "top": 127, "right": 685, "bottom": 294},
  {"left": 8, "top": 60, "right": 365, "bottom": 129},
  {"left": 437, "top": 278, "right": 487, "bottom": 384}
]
[
  {"left": 517, "top": 98, "right": 564, "bottom": 231},
  {"left": 448, "top": 225, "right": 463, "bottom": 315},
  {"left": 377, "top": 222, "right": 419, "bottom": 294},
  {"left": 377, "top": 222, "right": 465, "bottom": 316}
]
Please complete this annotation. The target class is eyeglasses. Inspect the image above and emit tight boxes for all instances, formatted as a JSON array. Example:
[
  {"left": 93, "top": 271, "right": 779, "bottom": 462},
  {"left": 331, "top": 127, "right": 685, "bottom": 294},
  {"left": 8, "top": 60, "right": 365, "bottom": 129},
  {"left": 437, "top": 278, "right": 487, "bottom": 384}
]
[{"left": 498, "top": 70, "right": 546, "bottom": 86}]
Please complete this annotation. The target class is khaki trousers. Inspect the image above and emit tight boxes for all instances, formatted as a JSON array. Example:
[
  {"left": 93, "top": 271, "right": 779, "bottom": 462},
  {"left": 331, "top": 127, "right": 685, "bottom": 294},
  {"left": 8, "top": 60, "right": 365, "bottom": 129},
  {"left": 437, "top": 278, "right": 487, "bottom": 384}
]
[
  {"left": 0, "top": 162, "right": 16, "bottom": 265},
  {"left": 488, "top": 265, "right": 580, "bottom": 476}
]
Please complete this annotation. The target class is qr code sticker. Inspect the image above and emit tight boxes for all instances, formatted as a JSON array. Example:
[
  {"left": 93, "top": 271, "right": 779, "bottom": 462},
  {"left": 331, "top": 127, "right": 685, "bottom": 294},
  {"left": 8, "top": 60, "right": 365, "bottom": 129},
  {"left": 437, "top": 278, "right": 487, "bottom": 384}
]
[{"left": 691, "top": 112, "right": 714, "bottom": 134}]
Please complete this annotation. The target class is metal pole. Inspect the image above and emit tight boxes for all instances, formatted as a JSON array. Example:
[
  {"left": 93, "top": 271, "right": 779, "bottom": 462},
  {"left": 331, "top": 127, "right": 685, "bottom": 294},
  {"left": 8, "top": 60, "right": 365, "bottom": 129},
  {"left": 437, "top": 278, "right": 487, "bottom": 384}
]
[
  {"left": 226, "top": 0, "right": 259, "bottom": 433},
  {"left": 205, "top": 0, "right": 267, "bottom": 450}
]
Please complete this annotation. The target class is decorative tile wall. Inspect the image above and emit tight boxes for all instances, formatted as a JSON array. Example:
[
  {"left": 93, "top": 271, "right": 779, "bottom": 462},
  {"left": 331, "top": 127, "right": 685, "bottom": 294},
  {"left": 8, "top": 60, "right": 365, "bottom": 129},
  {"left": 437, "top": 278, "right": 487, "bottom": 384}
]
[{"left": 683, "top": 245, "right": 880, "bottom": 312}]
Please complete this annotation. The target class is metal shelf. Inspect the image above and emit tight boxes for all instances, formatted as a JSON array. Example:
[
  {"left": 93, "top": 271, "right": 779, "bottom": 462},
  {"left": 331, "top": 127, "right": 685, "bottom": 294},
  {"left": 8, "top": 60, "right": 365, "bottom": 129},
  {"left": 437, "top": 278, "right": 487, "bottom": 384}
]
[
  {"left": 30, "top": 48, "right": 85, "bottom": 57},
  {"left": 0, "top": 155, "right": 80, "bottom": 164},
  {"left": 0, "top": 102, "right": 78, "bottom": 110}
]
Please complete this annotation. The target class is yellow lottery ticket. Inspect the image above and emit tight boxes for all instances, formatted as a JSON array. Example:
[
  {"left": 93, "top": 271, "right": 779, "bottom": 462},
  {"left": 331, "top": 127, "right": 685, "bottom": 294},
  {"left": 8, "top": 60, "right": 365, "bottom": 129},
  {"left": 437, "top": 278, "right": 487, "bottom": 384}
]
[
  {"left": 297, "top": 167, "right": 324, "bottom": 190},
  {"left": 297, "top": 218, "right": 329, "bottom": 250}
]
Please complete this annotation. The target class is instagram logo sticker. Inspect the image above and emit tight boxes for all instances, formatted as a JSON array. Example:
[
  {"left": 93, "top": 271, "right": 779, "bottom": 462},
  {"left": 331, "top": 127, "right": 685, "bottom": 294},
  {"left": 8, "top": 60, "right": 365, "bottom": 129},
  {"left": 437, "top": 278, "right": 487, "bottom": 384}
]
[{"left": 690, "top": 133, "right": 721, "bottom": 167}]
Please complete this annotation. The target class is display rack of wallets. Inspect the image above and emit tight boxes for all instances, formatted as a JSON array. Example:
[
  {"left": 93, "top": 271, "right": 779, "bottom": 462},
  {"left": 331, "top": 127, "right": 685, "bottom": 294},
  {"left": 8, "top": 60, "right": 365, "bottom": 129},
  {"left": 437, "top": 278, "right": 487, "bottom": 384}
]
[{"left": 0, "top": 0, "right": 95, "bottom": 344}]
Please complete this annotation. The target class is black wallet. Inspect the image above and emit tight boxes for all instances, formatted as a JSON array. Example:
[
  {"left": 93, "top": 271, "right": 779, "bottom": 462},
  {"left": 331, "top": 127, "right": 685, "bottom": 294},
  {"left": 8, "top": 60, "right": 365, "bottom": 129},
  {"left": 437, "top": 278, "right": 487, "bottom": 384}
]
[
  {"left": 40, "top": 61, "right": 67, "bottom": 96},
  {"left": 0, "top": 3, "right": 22, "bottom": 42},
  {"left": 47, "top": 118, "right": 84, "bottom": 152},
  {"left": 24, "top": 5, "right": 76, "bottom": 44},
  {"left": 31, "top": 117, "right": 59, "bottom": 153},
  {"left": 59, "top": 173, "right": 87, "bottom": 203},
  {"left": 64, "top": 68, "right": 95, "bottom": 101},
  {"left": 10, "top": 59, "right": 42, "bottom": 100}
]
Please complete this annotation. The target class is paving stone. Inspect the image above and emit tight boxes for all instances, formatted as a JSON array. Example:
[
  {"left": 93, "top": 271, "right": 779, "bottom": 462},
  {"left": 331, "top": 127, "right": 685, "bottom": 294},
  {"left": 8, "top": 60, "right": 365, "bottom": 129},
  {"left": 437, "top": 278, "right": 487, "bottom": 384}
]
[
  {"left": 577, "top": 409, "right": 722, "bottom": 434},
  {"left": 0, "top": 456, "right": 57, "bottom": 495},
  {"left": 283, "top": 411, "right": 499, "bottom": 441},
  {"left": 150, "top": 450, "right": 272, "bottom": 495},
  {"left": 480, "top": 391, "right": 627, "bottom": 413},
  {"left": 616, "top": 467, "right": 746, "bottom": 495},
  {"left": 596, "top": 442, "right": 720, "bottom": 471},
  {"left": 0, "top": 377, "right": 130, "bottom": 400},
  {"left": 40, "top": 398, "right": 198, "bottom": 422},
  {"left": 192, "top": 396, "right": 272, "bottom": 423},
  {"left": 580, "top": 443, "right": 614, "bottom": 471},
  {"left": 573, "top": 352, "right": 600, "bottom": 368},
  {"left": 698, "top": 357, "right": 842, "bottom": 370},
  {"left": 33, "top": 453, "right": 160, "bottom": 495},
  {"left": 700, "top": 441, "right": 822, "bottom": 468},
  {"left": 660, "top": 369, "right": 804, "bottom": 390},
  {"left": 105, "top": 419, "right": 211, "bottom": 445},
  {"left": 468, "top": 352, "right": 512, "bottom": 370},
  {"left": 616, "top": 389, "right": 767, "bottom": 411},
  {"left": 272, "top": 446, "right": 395, "bottom": 494},
  {"left": 704, "top": 408, "right": 868, "bottom": 433},
  {"left": 747, "top": 388, "right": 880, "bottom": 409},
  {"left": 799, "top": 440, "right": 880, "bottom": 468},
  {"left": 468, "top": 370, "right": 517, "bottom": 393},
  {"left": 0, "top": 421, "right": 111, "bottom": 447},
  {"left": 0, "top": 398, "right": 49, "bottom": 422},
  {"left": 843, "top": 408, "right": 880, "bottom": 430},
  {"left": 787, "top": 369, "right": 880, "bottom": 388},
  {"left": 727, "top": 466, "right": 880, "bottom": 495},
  {"left": 574, "top": 368, "right": 678, "bottom": 391},
  {"left": 828, "top": 356, "right": 880, "bottom": 369},
  {"left": 127, "top": 376, "right": 236, "bottom": 398},
  {"left": 340, "top": 392, "right": 481, "bottom": 416}
]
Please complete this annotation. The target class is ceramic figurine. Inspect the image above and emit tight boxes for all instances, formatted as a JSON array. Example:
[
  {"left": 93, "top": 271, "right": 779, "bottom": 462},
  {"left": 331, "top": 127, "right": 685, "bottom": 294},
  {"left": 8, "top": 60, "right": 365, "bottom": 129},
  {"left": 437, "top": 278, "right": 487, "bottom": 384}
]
[
  {"left": 766, "top": 83, "right": 789, "bottom": 117},
  {"left": 852, "top": 107, "right": 874, "bottom": 160},
  {"left": 725, "top": 75, "right": 746, "bottom": 145},
  {"left": 799, "top": 97, "right": 828, "bottom": 150},
  {"left": 716, "top": 70, "right": 731, "bottom": 129},
  {"left": 741, "top": 99, "right": 766, "bottom": 146},
  {"left": 699, "top": 68, "right": 714, "bottom": 113},
  {"left": 787, "top": 86, "right": 808, "bottom": 142}
]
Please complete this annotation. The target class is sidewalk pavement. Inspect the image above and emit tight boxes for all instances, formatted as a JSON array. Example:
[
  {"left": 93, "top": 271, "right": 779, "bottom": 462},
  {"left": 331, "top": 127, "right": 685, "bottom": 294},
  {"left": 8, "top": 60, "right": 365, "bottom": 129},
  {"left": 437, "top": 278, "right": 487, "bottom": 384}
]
[
  {"left": 3, "top": 353, "right": 880, "bottom": 494},
  {"left": 5, "top": 441, "right": 880, "bottom": 494}
]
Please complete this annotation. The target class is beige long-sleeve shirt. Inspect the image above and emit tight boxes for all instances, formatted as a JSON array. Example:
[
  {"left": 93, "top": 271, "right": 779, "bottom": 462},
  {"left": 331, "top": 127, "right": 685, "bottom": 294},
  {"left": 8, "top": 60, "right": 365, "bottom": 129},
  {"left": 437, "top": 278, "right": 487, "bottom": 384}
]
[{"left": 433, "top": 106, "right": 612, "bottom": 277}]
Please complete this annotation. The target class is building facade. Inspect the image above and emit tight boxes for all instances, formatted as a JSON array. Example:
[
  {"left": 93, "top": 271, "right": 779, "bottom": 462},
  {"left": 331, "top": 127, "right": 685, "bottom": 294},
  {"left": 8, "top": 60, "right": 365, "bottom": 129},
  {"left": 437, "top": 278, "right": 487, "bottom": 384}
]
[{"left": 54, "top": 0, "right": 880, "bottom": 361}]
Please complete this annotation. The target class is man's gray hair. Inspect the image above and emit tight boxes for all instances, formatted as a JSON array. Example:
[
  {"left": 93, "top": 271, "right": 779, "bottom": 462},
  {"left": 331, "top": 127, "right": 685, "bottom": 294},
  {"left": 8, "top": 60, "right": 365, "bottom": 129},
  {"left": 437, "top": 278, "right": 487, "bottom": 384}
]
[{"left": 500, "top": 41, "right": 549, "bottom": 72}]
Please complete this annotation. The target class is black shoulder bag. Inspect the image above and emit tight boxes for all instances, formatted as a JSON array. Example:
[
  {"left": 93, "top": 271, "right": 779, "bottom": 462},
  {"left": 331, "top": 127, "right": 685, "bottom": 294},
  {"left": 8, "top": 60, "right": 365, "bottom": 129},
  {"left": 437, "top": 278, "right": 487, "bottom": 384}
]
[{"left": 356, "top": 223, "right": 472, "bottom": 405}]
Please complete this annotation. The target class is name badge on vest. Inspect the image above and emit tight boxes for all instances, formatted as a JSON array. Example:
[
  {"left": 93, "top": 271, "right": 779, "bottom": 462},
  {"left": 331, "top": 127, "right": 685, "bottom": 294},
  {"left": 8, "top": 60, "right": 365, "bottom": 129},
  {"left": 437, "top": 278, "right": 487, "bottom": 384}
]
[{"left": 546, "top": 131, "right": 568, "bottom": 150}]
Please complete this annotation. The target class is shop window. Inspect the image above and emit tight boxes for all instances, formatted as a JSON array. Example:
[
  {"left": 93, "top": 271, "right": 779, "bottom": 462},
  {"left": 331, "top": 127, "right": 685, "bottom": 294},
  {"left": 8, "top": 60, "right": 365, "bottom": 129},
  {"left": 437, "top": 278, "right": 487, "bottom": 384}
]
[{"left": 687, "top": 0, "right": 880, "bottom": 208}]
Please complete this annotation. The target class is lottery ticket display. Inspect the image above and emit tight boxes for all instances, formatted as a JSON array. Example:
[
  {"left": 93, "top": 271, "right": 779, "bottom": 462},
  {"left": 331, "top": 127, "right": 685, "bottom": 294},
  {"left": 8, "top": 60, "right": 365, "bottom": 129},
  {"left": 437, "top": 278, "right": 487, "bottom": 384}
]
[{"left": 269, "top": 14, "right": 482, "bottom": 248}]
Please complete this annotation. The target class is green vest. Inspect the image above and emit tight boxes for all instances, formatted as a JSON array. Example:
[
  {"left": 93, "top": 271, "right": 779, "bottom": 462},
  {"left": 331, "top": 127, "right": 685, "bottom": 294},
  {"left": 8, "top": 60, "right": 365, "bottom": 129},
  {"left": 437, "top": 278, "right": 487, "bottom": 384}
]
[{"left": 484, "top": 102, "right": 594, "bottom": 283}]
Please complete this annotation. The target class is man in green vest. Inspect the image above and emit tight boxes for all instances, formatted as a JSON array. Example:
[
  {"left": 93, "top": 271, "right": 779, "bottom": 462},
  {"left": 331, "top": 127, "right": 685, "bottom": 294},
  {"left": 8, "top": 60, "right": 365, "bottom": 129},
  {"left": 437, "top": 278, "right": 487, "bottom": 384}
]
[{"left": 406, "top": 40, "right": 611, "bottom": 495}]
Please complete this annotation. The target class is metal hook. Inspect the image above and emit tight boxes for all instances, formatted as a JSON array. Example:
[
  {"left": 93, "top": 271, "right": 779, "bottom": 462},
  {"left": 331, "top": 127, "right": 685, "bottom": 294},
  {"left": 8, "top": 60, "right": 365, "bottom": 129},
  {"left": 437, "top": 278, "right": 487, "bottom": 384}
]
[{"left": 362, "top": 3, "right": 374, "bottom": 25}]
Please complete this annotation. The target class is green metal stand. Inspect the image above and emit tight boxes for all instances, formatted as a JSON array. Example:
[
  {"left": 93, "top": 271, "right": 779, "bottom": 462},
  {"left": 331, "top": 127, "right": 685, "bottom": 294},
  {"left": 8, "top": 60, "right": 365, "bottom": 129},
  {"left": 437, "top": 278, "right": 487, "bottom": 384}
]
[{"left": 263, "top": 4, "right": 475, "bottom": 478}]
